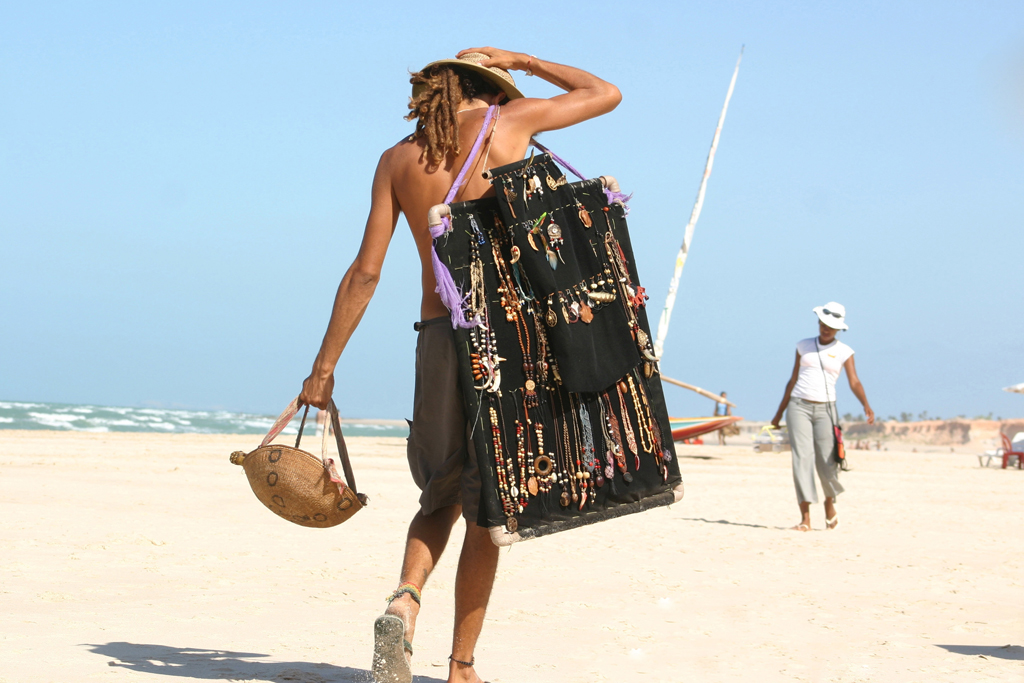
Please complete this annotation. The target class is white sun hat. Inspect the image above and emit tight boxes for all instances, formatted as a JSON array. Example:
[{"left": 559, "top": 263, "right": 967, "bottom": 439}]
[{"left": 813, "top": 301, "right": 849, "bottom": 330}]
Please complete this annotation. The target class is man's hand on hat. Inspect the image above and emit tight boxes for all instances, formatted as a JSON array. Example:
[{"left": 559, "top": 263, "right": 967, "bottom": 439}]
[{"left": 457, "top": 47, "right": 528, "bottom": 72}]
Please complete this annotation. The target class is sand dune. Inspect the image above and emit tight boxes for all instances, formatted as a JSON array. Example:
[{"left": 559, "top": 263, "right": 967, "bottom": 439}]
[{"left": 1, "top": 430, "right": 1021, "bottom": 682}]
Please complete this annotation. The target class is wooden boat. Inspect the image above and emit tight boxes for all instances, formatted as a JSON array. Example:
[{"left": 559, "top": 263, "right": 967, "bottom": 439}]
[{"left": 670, "top": 415, "right": 743, "bottom": 442}]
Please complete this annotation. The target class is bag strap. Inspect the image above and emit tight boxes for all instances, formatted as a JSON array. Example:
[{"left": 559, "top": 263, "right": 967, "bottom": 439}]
[
  {"left": 443, "top": 104, "right": 499, "bottom": 206},
  {"left": 259, "top": 397, "right": 360, "bottom": 495},
  {"left": 261, "top": 398, "right": 301, "bottom": 447},
  {"left": 325, "top": 399, "right": 360, "bottom": 495},
  {"left": 814, "top": 339, "right": 839, "bottom": 430}
]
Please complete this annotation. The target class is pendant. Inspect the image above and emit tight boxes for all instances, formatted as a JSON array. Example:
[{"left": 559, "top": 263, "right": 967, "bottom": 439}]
[
  {"left": 527, "top": 476, "right": 539, "bottom": 496},
  {"left": 560, "top": 491, "right": 571, "bottom": 507},
  {"left": 636, "top": 328, "right": 649, "bottom": 346},
  {"left": 644, "top": 361, "right": 654, "bottom": 378},
  {"left": 580, "top": 303, "right": 593, "bottom": 324},
  {"left": 595, "top": 469, "right": 605, "bottom": 488},
  {"left": 510, "top": 245, "right": 521, "bottom": 264},
  {"left": 578, "top": 203, "right": 592, "bottom": 228},
  {"left": 510, "top": 485, "right": 519, "bottom": 498},
  {"left": 545, "top": 308, "right": 557, "bottom": 327},
  {"left": 504, "top": 186, "right": 517, "bottom": 219},
  {"left": 589, "top": 291, "right": 616, "bottom": 303},
  {"left": 578, "top": 490, "right": 587, "bottom": 510},
  {"left": 527, "top": 231, "right": 539, "bottom": 252},
  {"left": 546, "top": 248, "right": 558, "bottom": 270},
  {"left": 506, "top": 516, "right": 518, "bottom": 533},
  {"left": 546, "top": 172, "right": 559, "bottom": 191},
  {"left": 623, "top": 471, "right": 633, "bottom": 483},
  {"left": 567, "top": 301, "right": 580, "bottom": 323}
]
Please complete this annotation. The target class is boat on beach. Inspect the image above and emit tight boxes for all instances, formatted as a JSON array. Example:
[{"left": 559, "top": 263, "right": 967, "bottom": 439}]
[{"left": 670, "top": 415, "right": 743, "bottom": 442}]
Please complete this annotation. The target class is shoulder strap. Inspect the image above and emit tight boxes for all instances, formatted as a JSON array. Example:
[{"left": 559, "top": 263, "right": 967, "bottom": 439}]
[
  {"left": 444, "top": 105, "right": 498, "bottom": 204},
  {"left": 815, "top": 339, "right": 839, "bottom": 427}
]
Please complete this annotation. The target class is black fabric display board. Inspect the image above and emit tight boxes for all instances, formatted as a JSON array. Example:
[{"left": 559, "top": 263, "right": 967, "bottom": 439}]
[{"left": 433, "top": 154, "right": 682, "bottom": 543}]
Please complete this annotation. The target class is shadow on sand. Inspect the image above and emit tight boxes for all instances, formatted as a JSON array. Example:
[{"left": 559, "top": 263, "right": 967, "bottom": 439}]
[
  {"left": 935, "top": 644, "right": 1024, "bottom": 661},
  {"left": 84, "top": 642, "right": 447, "bottom": 682},
  {"left": 679, "top": 517, "right": 777, "bottom": 530}
]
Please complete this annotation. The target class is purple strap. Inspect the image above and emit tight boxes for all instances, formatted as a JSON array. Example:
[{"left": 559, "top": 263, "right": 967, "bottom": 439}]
[
  {"left": 429, "top": 105, "right": 497, "bottom": 329},
  {"left": 532, "top": 139, "right": 632, "bottom": 211}
]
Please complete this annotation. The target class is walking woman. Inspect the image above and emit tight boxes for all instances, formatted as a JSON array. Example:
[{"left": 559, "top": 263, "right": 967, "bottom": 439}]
[{"left": 770, "top": 302, "right": 874, "bottom": 531}]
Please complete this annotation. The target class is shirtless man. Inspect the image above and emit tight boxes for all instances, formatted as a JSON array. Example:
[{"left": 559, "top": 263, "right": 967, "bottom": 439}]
[{"left": 297, "top": 47, "right": 621, "bottom": 683}]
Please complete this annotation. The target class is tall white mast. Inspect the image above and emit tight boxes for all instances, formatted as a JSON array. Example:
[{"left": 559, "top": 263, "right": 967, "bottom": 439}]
[{"left": 653, "top": 48, "right": 743, "bottom": 360}]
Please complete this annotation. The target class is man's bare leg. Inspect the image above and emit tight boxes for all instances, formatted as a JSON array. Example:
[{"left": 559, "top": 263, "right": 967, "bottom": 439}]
[
  {"left": 386, "top": 504, "right": 463, "bottom": 648},
  {"left": 447, "top": 523, "right": 499, "bottom": 683}
]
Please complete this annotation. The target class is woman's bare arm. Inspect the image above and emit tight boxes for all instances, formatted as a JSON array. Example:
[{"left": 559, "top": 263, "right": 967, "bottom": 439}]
[{"left": 844, "top": 355, "right": 875, "bottom": 424}]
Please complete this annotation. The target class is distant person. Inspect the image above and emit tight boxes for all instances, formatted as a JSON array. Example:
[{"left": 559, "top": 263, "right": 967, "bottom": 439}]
[
  {"left": 770, "top": 302, "right": 874, "bottom": 531},
  {"left": 714, "top": 391, "right": 732, "bottom": 446}
]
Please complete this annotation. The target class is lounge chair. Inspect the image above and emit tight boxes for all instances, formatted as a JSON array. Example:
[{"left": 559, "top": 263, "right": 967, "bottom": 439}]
[{"left": 999, "top": 433, "right": 1024, "bottom": 469}]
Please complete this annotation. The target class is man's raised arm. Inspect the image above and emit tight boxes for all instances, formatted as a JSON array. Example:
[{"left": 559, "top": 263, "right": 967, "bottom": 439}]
[{"left": 457, "top": 47, "right": 622, "bottom": 134}]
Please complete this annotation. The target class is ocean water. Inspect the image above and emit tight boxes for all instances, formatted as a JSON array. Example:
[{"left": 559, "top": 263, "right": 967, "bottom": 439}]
[{"left": 0, "top": 400, "right": 409, "bottom": 438}]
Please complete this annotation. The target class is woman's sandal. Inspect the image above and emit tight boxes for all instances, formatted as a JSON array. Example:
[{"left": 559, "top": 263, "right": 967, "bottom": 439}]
[
  {"left": 372, "top": 583, "right": 420, "bottom": 683},
  {"left": 826, "top": 514, "right": 839, "bottom": 530},
  {"left": 791, "top": 523, "right": 811, "bottom": 531}
]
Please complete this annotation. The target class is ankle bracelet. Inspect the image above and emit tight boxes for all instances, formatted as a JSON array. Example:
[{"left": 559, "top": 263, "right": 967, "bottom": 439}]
[
  {"left": 386, "top": 582, "right": 422, "bottom": 606},
  {"left": 449, "top": 654, "right": 475, "bottom": 667}
]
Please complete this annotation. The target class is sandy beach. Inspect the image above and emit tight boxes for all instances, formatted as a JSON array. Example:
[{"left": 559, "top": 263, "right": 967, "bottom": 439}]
[{"left": 1, "top": 430, "right": 1021, "bottom": 682}]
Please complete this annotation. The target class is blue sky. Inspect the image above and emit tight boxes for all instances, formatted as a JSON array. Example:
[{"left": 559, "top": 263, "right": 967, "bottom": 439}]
[{"left": 3, "top": 1, "right": 1023, "bottom": 421}]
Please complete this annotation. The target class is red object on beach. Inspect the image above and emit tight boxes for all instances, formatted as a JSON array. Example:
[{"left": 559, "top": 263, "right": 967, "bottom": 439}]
[
  {"left": 670, "top": 415, "right": 742, "bottom": 442},
  {"left": 999, "top": 433, "right": 1024, "bottom": 469}
]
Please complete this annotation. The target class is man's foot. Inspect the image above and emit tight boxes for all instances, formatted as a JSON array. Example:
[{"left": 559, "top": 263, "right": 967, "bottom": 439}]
[
  {"left": 791, "top": 523, "right": 810, "bottom": 531},
  {"left": 448, "top": 655, "right": 487, "bottom": 683},
  {"left": 372, "top": 614, "right": 412, "bottom": 683},
  {"left": 373, "top": 588, "right": 421, "bottom": 683}
]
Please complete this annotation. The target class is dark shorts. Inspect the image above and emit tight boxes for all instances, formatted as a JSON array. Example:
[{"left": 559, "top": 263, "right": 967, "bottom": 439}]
[{"left": 407, "top": 317, "right": 481, "bottom": 524}]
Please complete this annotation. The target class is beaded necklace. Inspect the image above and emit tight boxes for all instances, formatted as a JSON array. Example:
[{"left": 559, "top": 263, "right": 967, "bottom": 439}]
[{"left": 627, "top": 375, "right": 655, "bottom": 456}]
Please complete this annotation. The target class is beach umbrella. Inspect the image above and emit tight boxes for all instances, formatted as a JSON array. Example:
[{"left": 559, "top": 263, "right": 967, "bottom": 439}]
[{"left": 1003, "top": 383, "right": 1024, "bottom": 394}]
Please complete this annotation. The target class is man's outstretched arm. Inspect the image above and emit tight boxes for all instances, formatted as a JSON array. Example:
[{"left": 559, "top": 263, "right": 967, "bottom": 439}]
[{"left": 298, "top": 152, "right": 400, "bottom": 409}]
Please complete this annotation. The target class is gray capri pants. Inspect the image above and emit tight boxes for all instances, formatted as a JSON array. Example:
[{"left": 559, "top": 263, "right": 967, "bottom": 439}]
[{"left": 786, "top": 397, "right": 844, "bottom": 503}]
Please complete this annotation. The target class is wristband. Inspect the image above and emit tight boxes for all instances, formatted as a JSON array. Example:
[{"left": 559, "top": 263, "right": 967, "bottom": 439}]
[{"left": 525, "top": 55, "right": 536, "bottom": 77}]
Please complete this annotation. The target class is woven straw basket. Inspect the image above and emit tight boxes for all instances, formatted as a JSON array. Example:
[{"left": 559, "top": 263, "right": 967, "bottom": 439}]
[{"left": 230, "top": 399, "right": 367, "bottom": 528}]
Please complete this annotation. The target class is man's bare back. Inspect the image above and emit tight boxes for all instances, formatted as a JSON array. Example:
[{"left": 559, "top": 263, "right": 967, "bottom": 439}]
[{"left": 387, "top": 102, "right": 535, "bottom": 320}]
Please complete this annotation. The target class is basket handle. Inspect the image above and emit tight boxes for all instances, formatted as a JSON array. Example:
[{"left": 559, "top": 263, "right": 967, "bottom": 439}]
[
  {"left": 259, "top": 397, "right": 362, "bottom": 498},
  {"left": 261, "top": 398, "right": 302, "bottom": 447},
  {"left": 324, "top": 399, "right": 361, "bottom": 497}
]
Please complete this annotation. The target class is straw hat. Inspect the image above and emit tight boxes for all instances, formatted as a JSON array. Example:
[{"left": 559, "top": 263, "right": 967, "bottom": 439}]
[
  {"left": 412, "top": 52, "right": 524, "bottom": 102},
  {"left": 813, "top": 301, "right": 849, "bottom": 330}
]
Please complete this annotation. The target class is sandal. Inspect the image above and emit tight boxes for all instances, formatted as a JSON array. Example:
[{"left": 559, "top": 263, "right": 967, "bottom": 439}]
[
  {"left": 372, "top": 583, "right": 421, "bottom": 683},
  {"left": 826, "top": 514, "right": 839, "bottom": 530},
  {"left": 372, "top": 614, "right": 412, "bottom": 683},
  {"left": 791, "top": 523, "right": 810, "bottom": 531}
]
